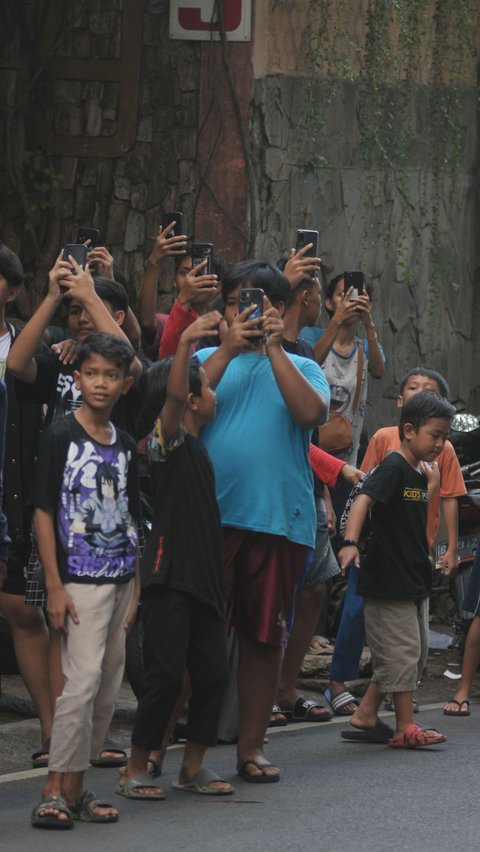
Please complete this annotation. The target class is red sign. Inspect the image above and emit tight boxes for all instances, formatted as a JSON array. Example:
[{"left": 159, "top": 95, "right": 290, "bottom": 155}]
[{"left": 170, "top": 0, "right": 251, "bottom": 41}]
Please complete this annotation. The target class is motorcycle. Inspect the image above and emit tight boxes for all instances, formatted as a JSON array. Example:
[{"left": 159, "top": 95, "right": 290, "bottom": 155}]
[{"left": 433, "top": 412, "right": 480, "bottom": 675}]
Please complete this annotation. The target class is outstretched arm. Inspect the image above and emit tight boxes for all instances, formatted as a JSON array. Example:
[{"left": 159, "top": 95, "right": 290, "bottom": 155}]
[
  {"left": 7, "top": 252, "right": 69, "bottom": 383},
  {"left": 265, "top": 305, "right": 328, "bottom": 428},
  {"left": 161, "top": 311, "right": 221, "bottom": 441}
]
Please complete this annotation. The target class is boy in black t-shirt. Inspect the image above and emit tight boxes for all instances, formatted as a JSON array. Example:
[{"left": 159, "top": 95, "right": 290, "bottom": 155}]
[
  {"left": 338, "top": 391, "right": 455, "bottom": 749},
  {"left": 117, "top": 310, "right": 232, "bottom": 801},
  {"left": 31, "top": 333, "right": 140, "bottom": 829}
]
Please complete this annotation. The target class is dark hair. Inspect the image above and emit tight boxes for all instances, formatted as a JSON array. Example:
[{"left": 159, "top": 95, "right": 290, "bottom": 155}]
[
  {"left": 398, "top": 391, "right": 455, "bottom": 440},
  {"left": 63, "top": 276, "right": 129, "bottom": 316},
  {"left": 0, "top": 242, "right": 24, "bottom": 289},
  {"left": 136, "top": 356, "right": 203, "bottom": 439},
  {"left": 76, "top": 332, "right": 134, "bottom": 376},
  {"left": 96, "top": 460, "right": 119, "bottom": 499},
  {"left": 92, "top": 277, "right": 129, "bottom": 315},
  {"left": 221, "top": 260, "right": 289, "bottom": 307},
  {"left": 399, "top": 367, "right": 449, "bottom": 399}
]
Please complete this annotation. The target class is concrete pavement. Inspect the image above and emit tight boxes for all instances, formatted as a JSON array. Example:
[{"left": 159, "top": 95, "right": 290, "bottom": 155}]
[{"left": 1, "top": 703, "right": 478, "bottom": 852}]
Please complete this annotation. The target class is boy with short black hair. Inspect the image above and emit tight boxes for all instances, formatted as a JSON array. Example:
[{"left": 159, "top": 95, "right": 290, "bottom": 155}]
[
  {"left": 118, "top": 311, "right": 231, "bottom": 800},
  {"left": 31, "top": 332, "right": 141, "bottom": 829},
  {"left": 338, "top": 391, "right": 455, "bottom": 748},
  {"left": 325, "top": 366, "right": 465, "bottom": 716}
]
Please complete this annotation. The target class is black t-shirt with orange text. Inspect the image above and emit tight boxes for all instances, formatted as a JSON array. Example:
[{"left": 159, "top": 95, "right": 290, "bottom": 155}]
[{"left": 357, "top": 451, "right": 431, "bottom": 601}]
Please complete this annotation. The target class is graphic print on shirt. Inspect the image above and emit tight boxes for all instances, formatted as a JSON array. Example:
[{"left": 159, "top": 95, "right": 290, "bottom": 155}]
[
  {"left": 59, "top": 436, "right": 137, "bottom": 580},
  {"left": 51, "top": 371, "right": 83, "bottom": 422}
]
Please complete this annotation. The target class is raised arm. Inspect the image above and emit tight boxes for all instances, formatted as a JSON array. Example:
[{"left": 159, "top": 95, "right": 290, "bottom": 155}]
[
  {"left": 356, "top": 293, "right": 385, "bottom": 378},
  {"left": 311, "top": 289, "right": 359, "bottom": 364},
  {"left": 161, "top": 311, "right": 221, "bottom": 440},
  {"left": 264, "top": 305, "right": 328, "bottom": 428},
  {"left": 138, "top": 221, "right": 187, "bottom": 337},
  {"left": 7, "top": 252, "right": 70, "bottom": 383},
  {"left": 60, "top": 257, "right": 144, "bottom": 381},
  {"left": 158, "top": 259, "right": 219, "bottom": 357}
]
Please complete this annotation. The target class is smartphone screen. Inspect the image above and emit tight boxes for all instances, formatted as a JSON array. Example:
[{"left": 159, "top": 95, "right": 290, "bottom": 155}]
[
  {"left": 162, "top": 211, "right": 183, "bottom": 237},
  {"left": 344, "top": 271, "right": 364, "bottom": 294},
  {"left": 295, "top": 229, "right": 319, "bottom": 277},
  {"left": 191, "top": 242, "right": 214, "bottom": 276},
  {"left": 76, "top": 228, "right": 99, "bottom": 249},
  {"left": 63, "top": 244, "right": 88, "bottom": 274}
]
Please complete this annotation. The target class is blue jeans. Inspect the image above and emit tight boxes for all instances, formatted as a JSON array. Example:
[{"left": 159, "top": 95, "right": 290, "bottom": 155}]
[{"left": 329, "top": 562, "right": 365, "bottom": 682}]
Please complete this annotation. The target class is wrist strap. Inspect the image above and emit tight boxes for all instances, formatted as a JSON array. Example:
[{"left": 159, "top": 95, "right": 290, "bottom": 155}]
[{"left": 340, "top": 539, "right": 359, "bottom": 549}]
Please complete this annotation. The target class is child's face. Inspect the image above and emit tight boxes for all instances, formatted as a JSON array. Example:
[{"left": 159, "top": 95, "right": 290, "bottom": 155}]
[
  {"left": 67, "top": 299, "right": 122, "bottom": 342},
  {"left": 194, "top": 367, "right": 216, "bottom": 423},
  {"left": 404, "top": 417, "right": 451, "bottom": 463},
  {"left": 74, "top": 353, "right": 133, "bottom": 411},
  {"left": 398, "top": 374, "right": 441, "bottom": 406},
  {"left": 223, "top": 283, "right": 242, "bottom": 328},
  {"left": 0, "top": 275, "right": 19, "bottom": 308}
]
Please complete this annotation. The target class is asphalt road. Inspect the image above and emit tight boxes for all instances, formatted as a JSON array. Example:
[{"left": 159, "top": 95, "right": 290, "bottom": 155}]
[{"left": 1, "top": 703, "right": 477, "bottom": 852}]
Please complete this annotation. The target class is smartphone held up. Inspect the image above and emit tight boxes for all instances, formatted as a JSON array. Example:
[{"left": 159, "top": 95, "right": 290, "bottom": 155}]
[{"left": 295, "top": 229, "right": 319, "bottom": 277}]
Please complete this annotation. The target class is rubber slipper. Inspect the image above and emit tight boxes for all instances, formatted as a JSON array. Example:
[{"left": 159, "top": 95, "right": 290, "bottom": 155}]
[
  {"left": 388, "top": 723, "right": 447, "bottom": 749},
  {"left": 279, "top": 696, "right": 331, "bottom": 723},
  {"left": 71, "top": 790, "right": 118, "bottom": 823},
  {"left": 91, "top": 739, "right": 127, "bottom": 768},
  {"left": 341, "top": 719, "right": 395, "bottom": 744},
  {"left": 116, "top": 774, "right": 166, "bottom": 800},
  {"left": 443, "top": 698, "right": 470, "bottom": 717},
  {"left": 31, "top": 796, "right": 73, "bottom": 830},
  {"left": 269, "top": 703, "right": 289, "bottom": 727},
  {"left": 31, "top": 739, "right": 50, "bottom": 769},
  {"left": 237, "top": 759, "right": 280, "bottom": 784},
  {"left": 324, "top": 687, "right": 360, "bottom": 716},
  {"left": 172, "top": 767, "right": 234, "bottom": 796}
]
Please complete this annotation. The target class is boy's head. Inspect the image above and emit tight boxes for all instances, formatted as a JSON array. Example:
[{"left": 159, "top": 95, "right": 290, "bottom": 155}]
[
  {"left": 221, "top": 261, "right": 289, "bottom": 325},
  {"left": 74, "top": 332, "right": 134, "bottom": 411},
  {"left": 137, "top": 356, "right": 215, "bottom": 439},
  {"left": 398, "top": 391, "right": 455, "bottom": 461},
  {"left": 0, "top": 242, "right": 24, "bottom": 306},
  {"left": 398, "top": 368, "right": 449, "bottom": 405},
  {"left": 65, "top": 277, "right": 129, "bottom": 342}
]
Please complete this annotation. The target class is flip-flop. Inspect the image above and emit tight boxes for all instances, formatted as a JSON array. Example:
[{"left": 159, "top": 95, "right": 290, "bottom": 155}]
[
  {"left": 388, "top": 724, "right": 447, "bottom": 749},
  {"left": 31, "top": 739, "right": 50, "bottom": 769},
  {"left": 279, "top": 696, "right": 331, "bottom": 723},
  {"left": 269, "top": 703, "right": 289, "bottom": 727},
  {"left": 237, "top": 759, "right": 280, "bottom": 784},
  {"left": 172, "top": 767, "right": 234, "bottom": 796},
  {"left": 71, "top": 790, "right": 118, "bottom": 823},
  {"left": 443, "top": 698, "right": 470, "bottom": 717},
  {"left": 90, "top": 739, "right": 127, "bottom": 768},
  {"left": 31, "top": 796, "right": 73, "bottom": 830},
  {"left": 341, "top": 719, "right": 395, "bottom": 744},
  {"left": 324, "top": 687, "right": 360, "bottom": 716},
  {"left": 116, "top": 774, "right": 166, "bottom": 800}
]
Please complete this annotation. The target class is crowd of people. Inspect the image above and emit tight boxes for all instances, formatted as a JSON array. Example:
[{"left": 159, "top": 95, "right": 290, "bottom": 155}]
[{"left": 0, "top": 221, "right": 478, "bottom": 831}]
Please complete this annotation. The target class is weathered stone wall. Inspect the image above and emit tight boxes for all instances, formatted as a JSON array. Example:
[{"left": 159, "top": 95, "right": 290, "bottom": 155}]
[{"left": 250, "top": 75, "right": 479, "bottom": 430}]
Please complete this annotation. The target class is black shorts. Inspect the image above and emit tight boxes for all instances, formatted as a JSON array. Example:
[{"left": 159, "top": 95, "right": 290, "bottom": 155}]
[{"left": 2, "top": 540, "right": 31, "bottom": 596}]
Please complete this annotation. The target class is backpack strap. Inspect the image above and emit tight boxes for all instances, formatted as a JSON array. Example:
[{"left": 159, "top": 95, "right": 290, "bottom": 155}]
[{"left": 351, "top": 341, "right": 364, "bottom": 414}]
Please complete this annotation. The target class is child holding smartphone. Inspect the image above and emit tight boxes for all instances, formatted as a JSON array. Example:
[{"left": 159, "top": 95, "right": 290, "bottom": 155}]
[{"left": 118, "top": 311, "right": 231, "bottom": 800}]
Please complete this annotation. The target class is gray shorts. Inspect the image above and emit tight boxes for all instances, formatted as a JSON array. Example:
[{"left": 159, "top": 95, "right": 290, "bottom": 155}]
[
  {"left": 301, "top": 497, "right": 340, "bottom": 589},
  {"left": 364, "top": 596, "right": 429, "bottom": 693}
]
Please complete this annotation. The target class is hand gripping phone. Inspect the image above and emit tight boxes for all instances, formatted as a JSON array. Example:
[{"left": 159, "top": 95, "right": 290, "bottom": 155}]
[
  {"left": 162, "top": 211, "right": 183, "bottom": 237},
  {"left": 238, "top": 288, "right": 264, "bottom": 329},
  {"left": 191, "top": 242, "right": 214, "bottom": 276},
  {"left": 295, "top": 229, "right": 319, "bottom": 277},
  {"left": 344, "top": 271, "right": 364, "bottom": 299}
]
